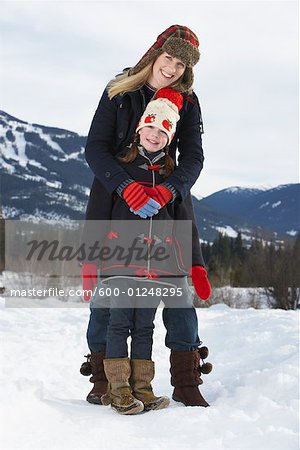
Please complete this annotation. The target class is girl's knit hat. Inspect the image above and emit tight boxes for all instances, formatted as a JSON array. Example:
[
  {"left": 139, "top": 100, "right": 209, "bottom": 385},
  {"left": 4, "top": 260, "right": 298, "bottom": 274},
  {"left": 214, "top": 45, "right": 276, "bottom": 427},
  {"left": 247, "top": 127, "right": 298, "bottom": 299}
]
[
  {"left": 129, "top": 25, "right": 200, "bottom": 92},
  {"left": 136, "top": 87, "right": 183, "bottom": 144}
]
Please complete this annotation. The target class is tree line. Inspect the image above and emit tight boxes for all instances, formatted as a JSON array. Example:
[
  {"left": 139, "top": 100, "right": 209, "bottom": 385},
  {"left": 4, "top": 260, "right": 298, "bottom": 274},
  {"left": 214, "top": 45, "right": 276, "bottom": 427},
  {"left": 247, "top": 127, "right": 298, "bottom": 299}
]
[{"left": 201, "top": 231, "right": 300, "bottom": 310}]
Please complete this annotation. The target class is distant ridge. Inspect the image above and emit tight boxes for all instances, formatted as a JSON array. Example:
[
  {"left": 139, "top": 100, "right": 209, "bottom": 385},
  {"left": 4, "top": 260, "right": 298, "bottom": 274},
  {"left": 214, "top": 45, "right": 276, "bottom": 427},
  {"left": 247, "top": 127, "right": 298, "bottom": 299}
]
[{"left": 1, "top": 110, "right": 299, "bottom": 242}]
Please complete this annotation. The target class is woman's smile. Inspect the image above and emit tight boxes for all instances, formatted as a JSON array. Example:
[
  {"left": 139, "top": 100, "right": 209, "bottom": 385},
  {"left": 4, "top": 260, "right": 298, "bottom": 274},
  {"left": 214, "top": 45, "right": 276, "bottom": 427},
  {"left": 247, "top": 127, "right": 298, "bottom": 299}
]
[{"left": 147, "top": 52, "right": 186, "bottom": 89}]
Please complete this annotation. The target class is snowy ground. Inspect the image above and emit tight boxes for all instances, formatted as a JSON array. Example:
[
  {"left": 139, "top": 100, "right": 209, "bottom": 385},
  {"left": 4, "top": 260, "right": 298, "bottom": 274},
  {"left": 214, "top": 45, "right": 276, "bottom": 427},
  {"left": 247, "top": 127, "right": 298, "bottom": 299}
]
[{"left": 0, "top": 298, "right": 299, "bottom": 450}]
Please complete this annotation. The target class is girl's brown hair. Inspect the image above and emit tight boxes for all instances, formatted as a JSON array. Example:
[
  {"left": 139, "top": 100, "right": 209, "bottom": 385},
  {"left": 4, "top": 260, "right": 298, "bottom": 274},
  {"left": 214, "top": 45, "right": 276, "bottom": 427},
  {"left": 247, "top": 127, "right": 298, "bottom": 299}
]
[{"left": 117, "top": 133, "right": 175, "bottom": 178}]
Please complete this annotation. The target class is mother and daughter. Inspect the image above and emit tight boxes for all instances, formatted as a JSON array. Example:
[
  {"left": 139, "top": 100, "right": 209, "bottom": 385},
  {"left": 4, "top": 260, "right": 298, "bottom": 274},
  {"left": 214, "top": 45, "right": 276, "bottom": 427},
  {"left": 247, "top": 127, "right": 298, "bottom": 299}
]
[{"left": 80, "top": 25, "right": 213, "bottom": 415}]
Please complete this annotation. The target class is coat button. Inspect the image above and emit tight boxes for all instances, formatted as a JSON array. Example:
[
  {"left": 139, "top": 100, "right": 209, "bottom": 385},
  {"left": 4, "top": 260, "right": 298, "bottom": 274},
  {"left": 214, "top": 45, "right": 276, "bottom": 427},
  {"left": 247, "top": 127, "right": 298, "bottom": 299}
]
[
  {"left": 118, "top": 132, "right": 124, "bottom": 139},
  {"left": 119, "top": 103, "right": 123, "bottom": 108},
  {"left": 180, "top": 175, "right": 187, "bottom": 182},
  {"left": 105, "top": 171, "right": 111, "bottom": 178}
]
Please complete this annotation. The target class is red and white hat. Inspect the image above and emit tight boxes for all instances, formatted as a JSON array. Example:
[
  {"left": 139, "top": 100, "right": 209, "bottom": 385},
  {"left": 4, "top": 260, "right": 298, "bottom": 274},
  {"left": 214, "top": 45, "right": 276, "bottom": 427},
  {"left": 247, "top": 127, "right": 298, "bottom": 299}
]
[{"left": 136, "top": 88, "right": 183, "bottom": 145}]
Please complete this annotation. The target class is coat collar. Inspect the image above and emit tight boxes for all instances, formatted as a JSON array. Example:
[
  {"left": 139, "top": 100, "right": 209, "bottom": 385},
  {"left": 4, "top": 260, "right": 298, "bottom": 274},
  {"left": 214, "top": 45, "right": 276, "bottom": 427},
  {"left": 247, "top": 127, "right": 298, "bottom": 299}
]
[{"left": 137, "top": 145, "right": 165, "bottom": 164}]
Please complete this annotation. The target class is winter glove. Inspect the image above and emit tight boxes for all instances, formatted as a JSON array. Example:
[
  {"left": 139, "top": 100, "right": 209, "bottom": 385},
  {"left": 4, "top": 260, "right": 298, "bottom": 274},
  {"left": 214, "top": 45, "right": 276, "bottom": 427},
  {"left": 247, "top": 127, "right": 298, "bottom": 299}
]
[
  {"left": 123, "top": 182, "right": 160, "bottom": 218},
  {"left": 81, "top": 263, "right": 98, "bottom": 302},
  {"left": 190, "top": 266, "right": 211, "bottom": 301},
  {"left": 143, "top": 185, "right": 173, "bottom": 208},
  {"left": 129, "top": 200, "right": 161, "bottom": 218}
]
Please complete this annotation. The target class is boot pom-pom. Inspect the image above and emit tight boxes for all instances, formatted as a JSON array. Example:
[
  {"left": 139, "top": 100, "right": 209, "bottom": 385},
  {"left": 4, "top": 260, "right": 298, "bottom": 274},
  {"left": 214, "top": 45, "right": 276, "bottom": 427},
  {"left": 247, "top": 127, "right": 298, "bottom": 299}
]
[
  {"left": 80, "top": 354, "right": 92, "bottom": 376},
  {"left": 200, "top": 362, "right": 213, "bottom": 374},
  {"left": 198, "top": 346, "right": 209, "bottom": 359},
  {"left": 80, "top": 361, "right": 92, "bottom": 376}
]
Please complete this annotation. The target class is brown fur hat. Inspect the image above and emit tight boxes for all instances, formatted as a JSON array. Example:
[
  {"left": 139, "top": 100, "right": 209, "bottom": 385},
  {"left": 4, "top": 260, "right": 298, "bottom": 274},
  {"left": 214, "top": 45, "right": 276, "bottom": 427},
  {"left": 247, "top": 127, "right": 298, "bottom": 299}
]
[{"left": 129, "top": 25, "right": 200, "bottom": 92}]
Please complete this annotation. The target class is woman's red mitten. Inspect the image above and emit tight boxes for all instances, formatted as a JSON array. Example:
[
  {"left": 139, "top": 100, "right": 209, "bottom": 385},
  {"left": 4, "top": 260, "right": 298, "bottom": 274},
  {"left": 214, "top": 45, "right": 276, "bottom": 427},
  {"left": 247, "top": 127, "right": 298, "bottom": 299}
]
[
  {"left": 190, "top": 266, "right": 211, "bottom": 301},
  {"left": 81, "top": 263, "right": 98, "bottom": 302}
]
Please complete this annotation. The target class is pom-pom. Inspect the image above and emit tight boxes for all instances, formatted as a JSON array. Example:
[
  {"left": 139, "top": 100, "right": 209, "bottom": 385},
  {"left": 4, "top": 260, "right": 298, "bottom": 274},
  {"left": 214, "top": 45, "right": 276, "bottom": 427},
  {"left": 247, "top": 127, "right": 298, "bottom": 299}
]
[
  {"left": 200, "top": 362, "right": 213, "bottom": 374},
  {"left": 198, "top": 346, "right": 209, "bottom": 360},
  {"left": 155, "top": 88, "right": 183, "bottom": 111},
  {"left": 80, "top": 356, "right": 92, "bottom": 376},
  {"left": 80, "top": 361, "right": 92, "bottom": 376}
]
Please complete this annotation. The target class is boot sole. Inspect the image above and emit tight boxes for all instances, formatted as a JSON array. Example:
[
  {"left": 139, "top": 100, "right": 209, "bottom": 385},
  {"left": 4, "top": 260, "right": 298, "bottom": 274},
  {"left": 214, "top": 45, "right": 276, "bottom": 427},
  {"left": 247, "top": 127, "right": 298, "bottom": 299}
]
[
  {"left": 144, "top": 397, "right": 170, "bottom": 411},
  {"left": 172, "top": 394, "right": 209, "bottom": 407},
  {"left": 86, "top": 396, "right": 103, "bottom": 405},
  {"left": 111, "top": 401, "right": 144, "bottom": 415}
]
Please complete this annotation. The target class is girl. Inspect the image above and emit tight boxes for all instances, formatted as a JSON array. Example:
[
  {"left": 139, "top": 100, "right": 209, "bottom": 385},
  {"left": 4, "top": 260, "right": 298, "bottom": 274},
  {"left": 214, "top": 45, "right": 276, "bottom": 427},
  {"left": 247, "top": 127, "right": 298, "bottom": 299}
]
[{"left": 81, "top": 89, "right": 212, "bottom": 414}]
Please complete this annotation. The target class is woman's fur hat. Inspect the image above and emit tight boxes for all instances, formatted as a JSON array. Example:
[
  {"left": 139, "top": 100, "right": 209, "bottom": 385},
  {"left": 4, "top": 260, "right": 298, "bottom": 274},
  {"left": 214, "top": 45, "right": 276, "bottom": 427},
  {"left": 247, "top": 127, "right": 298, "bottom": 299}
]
[{"left": 129, "top": 25, "right": 200, "bottom": 92}]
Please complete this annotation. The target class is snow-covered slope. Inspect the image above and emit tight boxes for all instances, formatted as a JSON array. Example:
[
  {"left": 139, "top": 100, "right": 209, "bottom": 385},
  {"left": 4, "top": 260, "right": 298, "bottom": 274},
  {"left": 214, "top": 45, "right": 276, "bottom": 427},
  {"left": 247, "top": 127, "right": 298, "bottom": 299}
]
[
  {"left": 0, "top": 110, "right": 92, "bottom": 220},
  {"left": 0, "top": 298, "right": 298, "bottom": 450}
]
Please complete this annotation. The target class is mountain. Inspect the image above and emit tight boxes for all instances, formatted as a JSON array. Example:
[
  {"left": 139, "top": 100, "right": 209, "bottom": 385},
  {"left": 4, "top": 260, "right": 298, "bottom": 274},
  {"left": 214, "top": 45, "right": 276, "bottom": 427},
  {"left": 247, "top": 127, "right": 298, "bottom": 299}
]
[
  {"left": 193, "top": 184, "right": 300, "bottom": 242},
  {"left": 1, "top": 110, "right": 299, "bottom": 241},
  {"left": 0, "top": 110, "right": 92, "bottom": 221}
]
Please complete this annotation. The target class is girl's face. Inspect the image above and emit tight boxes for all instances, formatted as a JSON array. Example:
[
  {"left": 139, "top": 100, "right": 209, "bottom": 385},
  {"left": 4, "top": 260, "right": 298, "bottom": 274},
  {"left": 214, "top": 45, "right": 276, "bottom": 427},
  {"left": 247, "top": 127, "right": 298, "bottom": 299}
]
[
  {"left": 147, "top": 52, "right": 186, "bottom": 89},
  {"left": 139, "top": 126, "right": 168, "bottom": 152}
]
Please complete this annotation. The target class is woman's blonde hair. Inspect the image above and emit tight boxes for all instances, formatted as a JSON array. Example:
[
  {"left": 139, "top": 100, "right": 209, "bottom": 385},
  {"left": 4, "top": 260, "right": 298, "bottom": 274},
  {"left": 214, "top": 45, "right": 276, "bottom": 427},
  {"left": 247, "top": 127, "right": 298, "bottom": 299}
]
[
  {"left": 108, "top": 64, "right": 153, "bottom": 99},
  {"left": 107, "top": 58, "right": 193, "bottom": 99},
  {"left": 117, "top": 133, "right": 175, "bottom": 178}
]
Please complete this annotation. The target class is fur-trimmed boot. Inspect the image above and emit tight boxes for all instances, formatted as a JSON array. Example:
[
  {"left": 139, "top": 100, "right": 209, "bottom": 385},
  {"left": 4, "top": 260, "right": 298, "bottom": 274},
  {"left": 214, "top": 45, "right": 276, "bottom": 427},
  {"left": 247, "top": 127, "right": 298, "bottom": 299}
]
[
  {"left": 80, "top": 352, "right": 108, "bottom": 405},
  {"left": 102, "top": 358, "right": 144, "bottom": 415},
  {"left": 130, "top": 359, "right": 170, "bottom": 411},
  {"left": 170, "top": 349, "right": 211, "bottom": 407}
]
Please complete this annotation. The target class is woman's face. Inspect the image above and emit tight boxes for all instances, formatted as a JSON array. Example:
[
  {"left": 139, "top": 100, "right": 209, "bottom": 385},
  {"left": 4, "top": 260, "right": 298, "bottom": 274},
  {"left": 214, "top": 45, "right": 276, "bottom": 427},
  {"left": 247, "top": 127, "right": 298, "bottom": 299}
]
[{"left": 147, "top": 52, "right": 186, "bottom": 89}]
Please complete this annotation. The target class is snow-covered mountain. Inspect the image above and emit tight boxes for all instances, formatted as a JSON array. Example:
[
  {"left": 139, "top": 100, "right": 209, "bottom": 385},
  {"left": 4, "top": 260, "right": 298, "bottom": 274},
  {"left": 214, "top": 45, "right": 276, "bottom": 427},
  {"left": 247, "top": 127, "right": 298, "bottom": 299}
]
[
  {"left": 1, "top": 110, "right": 299, "bottom": 241},
  {"left": 193, "top": 184, "right": 300, "bottom": 242},
  {"left": 0, "top": 110, "right": 92, "bottom": 221}
]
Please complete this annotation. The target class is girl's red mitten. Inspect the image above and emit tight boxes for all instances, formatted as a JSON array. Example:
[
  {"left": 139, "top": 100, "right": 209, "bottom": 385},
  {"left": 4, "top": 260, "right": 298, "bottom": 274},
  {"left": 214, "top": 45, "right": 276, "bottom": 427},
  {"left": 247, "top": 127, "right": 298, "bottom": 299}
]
[
  {"left": 122, "top": 182, "right": 150, "bottom": 211},
  {"left": 145, "top": 185, "right": 173, "bottom": 207}
]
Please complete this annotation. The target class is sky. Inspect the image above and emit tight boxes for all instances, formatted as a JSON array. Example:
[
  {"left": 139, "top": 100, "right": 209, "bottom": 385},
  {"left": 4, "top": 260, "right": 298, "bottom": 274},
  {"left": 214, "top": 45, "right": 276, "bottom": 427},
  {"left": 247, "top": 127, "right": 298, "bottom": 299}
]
[{"left": 0, "top": 0, "right": 299, "bottom": 197}]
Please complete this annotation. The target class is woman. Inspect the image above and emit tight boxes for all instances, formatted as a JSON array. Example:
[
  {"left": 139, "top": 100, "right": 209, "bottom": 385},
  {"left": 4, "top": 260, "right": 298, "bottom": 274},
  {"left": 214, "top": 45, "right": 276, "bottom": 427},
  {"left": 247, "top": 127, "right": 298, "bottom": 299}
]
[{"left": 82, "top": 25, "right": 211, "bottom": 408}]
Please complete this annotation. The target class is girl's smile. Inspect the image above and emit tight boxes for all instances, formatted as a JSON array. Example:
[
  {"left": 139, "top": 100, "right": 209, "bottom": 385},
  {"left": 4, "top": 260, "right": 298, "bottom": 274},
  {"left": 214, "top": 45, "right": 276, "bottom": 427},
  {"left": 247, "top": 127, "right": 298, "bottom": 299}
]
[{"left": 139, "top": 126, "right": 168, "bottom": 152}]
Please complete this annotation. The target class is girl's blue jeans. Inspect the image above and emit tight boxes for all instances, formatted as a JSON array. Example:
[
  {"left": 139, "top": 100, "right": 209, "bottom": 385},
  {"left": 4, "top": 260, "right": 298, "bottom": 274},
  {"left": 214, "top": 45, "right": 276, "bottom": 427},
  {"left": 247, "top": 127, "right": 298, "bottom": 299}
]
[{"left": 86, "top": 277, "right": 201, "bottom": 358}]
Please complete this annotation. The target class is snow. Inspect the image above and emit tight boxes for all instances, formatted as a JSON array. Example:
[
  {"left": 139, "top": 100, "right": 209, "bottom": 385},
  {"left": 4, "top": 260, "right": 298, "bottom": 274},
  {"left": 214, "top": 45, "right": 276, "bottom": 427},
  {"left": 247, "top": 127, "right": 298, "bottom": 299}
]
[
  {"left": 209, "top": 287, "right": 270, "bottom": 309},
  {"left": 287, "top": 230, "right": 298, "bottom": 237},
  {"left": 272, "top": 201, "right": 282, "bottom": 208},
  {"left": 0, "top": 124, "right": 28, "bottom": 167},
  {"left": 223, "top": 186, "right": 271, "bottom": 194},
  {"left": 215, "top": 225, "right": 238, "bottom": 238},
  {"left": 0, "top": 119, "right": 65, "bottom": 172},
  {"left": 46, "top": 180, "right": 62, "bottom": 189},
  {"left": 39, "top": 132, "right": 64, "bottom": 154},
  {"left": 0, "top": 159, "right": 15, "bottom": 174},
  {"left": 0, "top": 296, "right": 298, "bottom": 450},
  {"left": 226, "top": 187, "right": 240, "bottom": 193},
  {"left": 72, "top": 184, "right": 92, "bottom": 196},
  {"left": 28, "top": 159, "right": 48, "bottom": 171},
  {"left": 259, "top": 201, "right": 269, "bottom": 209}
]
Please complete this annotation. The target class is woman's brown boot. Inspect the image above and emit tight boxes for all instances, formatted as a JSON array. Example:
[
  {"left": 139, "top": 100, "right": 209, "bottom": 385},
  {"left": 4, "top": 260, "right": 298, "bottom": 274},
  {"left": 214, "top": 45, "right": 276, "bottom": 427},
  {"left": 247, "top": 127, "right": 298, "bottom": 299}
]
[
  {"left": 81, "top": 352, "right": 108, "bottom": 404},
  {"left": 170, "top": 349, "right": 211, "bottom": 407},
  {"left": 130, "top": 359, "right": 170, "bottom": 411}
]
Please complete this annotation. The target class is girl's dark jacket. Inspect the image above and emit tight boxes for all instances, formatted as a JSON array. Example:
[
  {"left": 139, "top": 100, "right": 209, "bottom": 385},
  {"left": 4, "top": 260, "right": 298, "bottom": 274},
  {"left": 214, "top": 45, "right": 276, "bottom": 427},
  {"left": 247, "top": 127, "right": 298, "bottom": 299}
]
[
  {"left": 82, "top": 145, "right": 205, "bottom": 279},
  {"left": 85, "top": 84, "right": 204, "bottom": 213}
]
